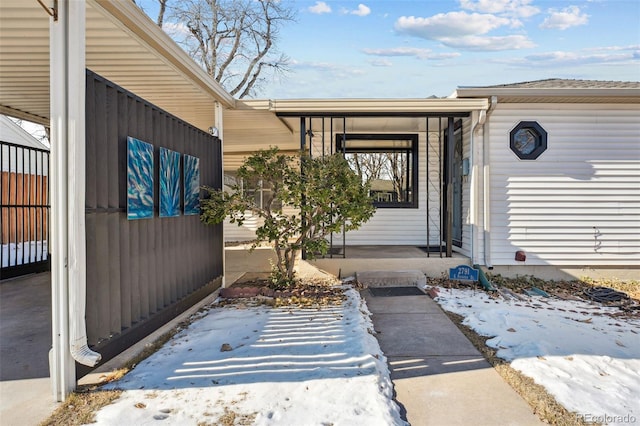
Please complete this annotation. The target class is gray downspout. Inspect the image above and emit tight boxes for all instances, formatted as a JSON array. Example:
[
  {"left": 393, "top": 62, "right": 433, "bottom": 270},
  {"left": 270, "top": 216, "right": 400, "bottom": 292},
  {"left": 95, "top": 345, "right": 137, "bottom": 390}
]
[{"left": 483, "top": 96, "right": 498, "bottom": 268}]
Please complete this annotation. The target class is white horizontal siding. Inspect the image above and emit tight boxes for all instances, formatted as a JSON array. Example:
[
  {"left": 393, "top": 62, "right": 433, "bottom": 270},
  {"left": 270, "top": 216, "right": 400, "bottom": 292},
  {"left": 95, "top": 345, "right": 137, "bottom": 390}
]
[
  {"left": 224, "top": 206, "right": 298, "bottom": 243},
  {"left": 343, "top": 132, "right": 438, "bottom": 245},
  {"left": 224, "top": 217, "right": 262, "bottom": 242},
  {"left": 224, "top": 131, "right": 448, "bottom": 247},
  {"left": 487, "top": 103, "right": 640, "bottom": 266},
  {"left": 457, "top": 118, "right": 472, "bottom": 257}
]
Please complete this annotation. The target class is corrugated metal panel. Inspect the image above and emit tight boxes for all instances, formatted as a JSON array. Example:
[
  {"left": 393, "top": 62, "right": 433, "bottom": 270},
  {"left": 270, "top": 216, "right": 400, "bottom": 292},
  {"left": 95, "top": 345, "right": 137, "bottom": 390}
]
[
  {"left": 84, "top": 71, "right": 222, "bottom": 365},
  {"left": 487, "top": 103, "right": 640, "bottom": 266}
]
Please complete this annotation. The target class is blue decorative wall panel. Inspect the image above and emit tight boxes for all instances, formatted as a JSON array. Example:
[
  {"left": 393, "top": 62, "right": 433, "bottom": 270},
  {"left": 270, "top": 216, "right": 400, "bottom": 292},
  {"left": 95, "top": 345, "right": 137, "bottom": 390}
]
[
  {"left": 127, "top": 137, "right": 154, "bottom": 220},
  {"left": 184, "top": 154, "right": 200, "bottom": 215},
  {"left": 159, "top": 147, "right": 181, "bottom": 217}
]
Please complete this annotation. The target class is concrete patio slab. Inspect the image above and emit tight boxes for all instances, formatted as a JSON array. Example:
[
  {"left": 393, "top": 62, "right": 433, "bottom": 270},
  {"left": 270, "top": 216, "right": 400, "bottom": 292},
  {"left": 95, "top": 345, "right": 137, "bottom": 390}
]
[{"left": 0, "top": 272, "right": 58, "bottom": 426}]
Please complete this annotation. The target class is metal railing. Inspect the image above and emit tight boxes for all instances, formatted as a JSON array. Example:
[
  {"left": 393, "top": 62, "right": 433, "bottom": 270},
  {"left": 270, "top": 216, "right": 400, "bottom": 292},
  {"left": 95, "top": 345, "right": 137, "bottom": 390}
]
[{"left": 1, "top": 141, "right": 50, "bottom": 279}]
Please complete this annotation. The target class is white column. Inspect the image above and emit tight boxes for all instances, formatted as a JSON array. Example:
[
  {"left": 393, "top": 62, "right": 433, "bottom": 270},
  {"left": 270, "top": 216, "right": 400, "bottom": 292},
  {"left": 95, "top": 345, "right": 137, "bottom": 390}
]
[
  {"left": 215, "top": 101, "right": 226, "bottom": 287},
  {"left": 50, "top": 0, "right": 93, "bottom": 402}
]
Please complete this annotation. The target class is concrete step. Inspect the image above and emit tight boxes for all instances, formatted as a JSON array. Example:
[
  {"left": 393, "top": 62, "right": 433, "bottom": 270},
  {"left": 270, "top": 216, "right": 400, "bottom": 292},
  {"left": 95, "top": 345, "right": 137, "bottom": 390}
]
[{"left": 356, "top": 269, "right": 426, "bottom": 288}]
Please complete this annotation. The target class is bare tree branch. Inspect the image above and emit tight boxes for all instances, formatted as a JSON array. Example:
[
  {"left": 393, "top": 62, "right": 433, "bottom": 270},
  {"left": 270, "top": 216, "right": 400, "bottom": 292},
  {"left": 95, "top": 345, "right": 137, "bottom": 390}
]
[{"left": 142, "top": 0, "right": 295, "bottom": 99}]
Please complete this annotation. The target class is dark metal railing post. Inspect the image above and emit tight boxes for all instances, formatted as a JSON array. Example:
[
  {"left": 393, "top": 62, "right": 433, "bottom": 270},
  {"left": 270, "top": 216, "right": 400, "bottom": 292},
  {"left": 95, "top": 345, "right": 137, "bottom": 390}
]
[
  {"left": 300, "top": 117, "right": 307, "bottom": 260},
  {"left": 445, "top": 117, "right": 454, "bottom": 257}
]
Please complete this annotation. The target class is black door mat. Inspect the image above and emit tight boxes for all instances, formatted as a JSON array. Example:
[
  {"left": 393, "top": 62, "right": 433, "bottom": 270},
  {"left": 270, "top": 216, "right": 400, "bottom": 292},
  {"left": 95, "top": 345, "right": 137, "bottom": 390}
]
[
  {"left": 418, "top": 246, "right": 447, "bottom": 253},
  {"left": 369, "top": 287, "right": 425, "bottom": 297}
]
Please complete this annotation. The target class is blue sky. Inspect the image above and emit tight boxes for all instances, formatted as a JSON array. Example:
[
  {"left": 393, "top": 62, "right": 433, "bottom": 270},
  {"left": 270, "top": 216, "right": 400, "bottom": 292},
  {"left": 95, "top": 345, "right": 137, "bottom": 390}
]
[{"left": 142, "top": 0, "right": 640, "bottom": 98}]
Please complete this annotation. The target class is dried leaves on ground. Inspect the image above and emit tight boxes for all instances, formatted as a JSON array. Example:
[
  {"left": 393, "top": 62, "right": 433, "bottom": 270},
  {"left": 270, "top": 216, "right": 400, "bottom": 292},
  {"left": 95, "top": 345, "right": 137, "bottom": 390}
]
[
  {"left": 427, "top": 274, "right": 640, "bottom": 318},
  {"left": 222, "top": 276, "right": 347, "bottom": 308}
]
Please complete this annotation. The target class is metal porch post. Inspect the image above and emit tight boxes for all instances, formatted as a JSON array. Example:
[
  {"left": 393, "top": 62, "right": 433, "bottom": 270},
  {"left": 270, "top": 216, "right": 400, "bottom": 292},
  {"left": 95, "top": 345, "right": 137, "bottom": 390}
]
[
  {"left": 300, "top": 117, "right": 306, "bottom": 260},
  {"left": 445, "top": 117, "right": 454, "bottom": 257}
]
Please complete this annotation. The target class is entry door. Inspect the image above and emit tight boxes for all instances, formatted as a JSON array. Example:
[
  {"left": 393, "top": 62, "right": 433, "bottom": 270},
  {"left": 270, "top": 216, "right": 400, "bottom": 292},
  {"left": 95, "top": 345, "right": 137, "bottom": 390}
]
[{"left": 452, "top": 129, "right": 463, "bottom": 247}]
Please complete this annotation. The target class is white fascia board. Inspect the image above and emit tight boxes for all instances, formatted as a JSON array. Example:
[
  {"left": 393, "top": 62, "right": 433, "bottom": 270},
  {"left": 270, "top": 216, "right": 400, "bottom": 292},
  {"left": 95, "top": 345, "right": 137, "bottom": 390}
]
[
  {"left": 89, "top": 0, "right": 236, "bottom": 109},
  {"left": 266, "top": 98, "right": 489, "bottom": 114}
]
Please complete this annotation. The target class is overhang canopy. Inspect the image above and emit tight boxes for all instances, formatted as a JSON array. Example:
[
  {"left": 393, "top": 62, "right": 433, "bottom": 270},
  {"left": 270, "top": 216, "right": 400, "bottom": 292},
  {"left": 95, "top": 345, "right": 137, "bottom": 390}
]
[
  {"left": 222, "top": 97, "right": 489, "bottom": 161},
  {"left": 0, "top": 0, "right": 235, "bottom": 131}
]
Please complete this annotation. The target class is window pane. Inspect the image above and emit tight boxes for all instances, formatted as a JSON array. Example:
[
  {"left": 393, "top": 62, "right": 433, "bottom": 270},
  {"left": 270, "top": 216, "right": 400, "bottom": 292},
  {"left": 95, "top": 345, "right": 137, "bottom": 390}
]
[{"left": 344, "top": 150, "right": 413, "bottom": 204}]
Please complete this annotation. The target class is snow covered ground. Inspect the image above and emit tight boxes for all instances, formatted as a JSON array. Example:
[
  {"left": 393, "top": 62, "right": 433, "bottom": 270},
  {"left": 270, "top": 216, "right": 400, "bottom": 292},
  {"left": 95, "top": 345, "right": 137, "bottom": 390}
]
[
  {"left": 2, "top": 240, "right": 48, "bottom": 267},
  {"left": 94, "top": 287, "right": 407, "bottom": 425},
  {"left": 434, "top": 287, "right": 640, "bottom": 426},
  {"left": 89, "top": 282, "right": 639, "bottom": 426}
]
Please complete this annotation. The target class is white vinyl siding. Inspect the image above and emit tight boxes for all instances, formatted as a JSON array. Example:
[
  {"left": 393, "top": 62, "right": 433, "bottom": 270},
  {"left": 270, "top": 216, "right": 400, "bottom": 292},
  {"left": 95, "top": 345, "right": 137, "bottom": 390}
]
[
  {"left": 224, "top": 205, "right": 299, "bottom": 243},
  {"left": 456, "top": 118, "right": 473, "bottom": 258},
  {"left": 343, "top": 133, "right": 439, "bottom": 245},
  {"left": 487, "top": 103, "right": 640, "bottom": 266}
]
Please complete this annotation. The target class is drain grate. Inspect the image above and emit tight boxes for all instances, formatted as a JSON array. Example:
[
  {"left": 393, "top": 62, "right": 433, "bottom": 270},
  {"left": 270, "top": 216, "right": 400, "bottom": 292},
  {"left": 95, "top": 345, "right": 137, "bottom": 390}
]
[{"left": 369, "top": 287, "right": 425, "bottom": 297}]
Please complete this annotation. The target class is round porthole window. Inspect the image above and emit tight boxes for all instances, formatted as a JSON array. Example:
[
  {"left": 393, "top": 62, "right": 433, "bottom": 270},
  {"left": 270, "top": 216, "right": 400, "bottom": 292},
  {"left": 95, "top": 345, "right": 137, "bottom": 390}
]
[{"left": 510, "top": 121, "right": 547, "bottom": 160}]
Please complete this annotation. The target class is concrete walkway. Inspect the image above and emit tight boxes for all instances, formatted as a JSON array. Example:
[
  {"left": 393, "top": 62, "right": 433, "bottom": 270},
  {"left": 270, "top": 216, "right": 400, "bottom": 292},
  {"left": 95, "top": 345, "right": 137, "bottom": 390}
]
[
  {"left": 362, "top": 290, "right": 543, "bottom": 426},
  {"left": 0, "top": 272, "right": 58, "bottom": 426}
]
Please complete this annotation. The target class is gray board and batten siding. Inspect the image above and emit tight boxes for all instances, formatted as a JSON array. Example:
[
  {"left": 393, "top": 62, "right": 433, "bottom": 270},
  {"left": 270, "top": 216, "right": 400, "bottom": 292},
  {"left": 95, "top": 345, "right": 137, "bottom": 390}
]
[{"left": 82, "top": 70, "right": 223, "bottom": 375}]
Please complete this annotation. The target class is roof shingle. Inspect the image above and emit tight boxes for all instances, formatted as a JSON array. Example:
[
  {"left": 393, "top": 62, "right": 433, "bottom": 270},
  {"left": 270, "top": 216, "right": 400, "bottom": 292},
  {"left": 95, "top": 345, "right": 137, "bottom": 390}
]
[{"left": 460, "top": 78, "right": 640, "bottom": 90}]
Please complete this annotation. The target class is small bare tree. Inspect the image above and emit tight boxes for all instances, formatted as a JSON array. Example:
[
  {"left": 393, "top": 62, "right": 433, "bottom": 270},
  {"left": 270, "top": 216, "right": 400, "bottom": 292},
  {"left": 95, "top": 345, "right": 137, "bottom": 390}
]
[{"left": 136, "top": 0, "right": 295, "bottom": 98}]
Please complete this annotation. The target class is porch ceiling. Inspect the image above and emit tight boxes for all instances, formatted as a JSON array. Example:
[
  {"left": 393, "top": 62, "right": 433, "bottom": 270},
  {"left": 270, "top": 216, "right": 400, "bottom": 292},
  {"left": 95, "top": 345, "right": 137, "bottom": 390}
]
[
  {"left": 0, "top": 0, "right": 234, "bottom": 131},
  {"left": 222, "top": 97, "right": 489, "bottom": 157}
]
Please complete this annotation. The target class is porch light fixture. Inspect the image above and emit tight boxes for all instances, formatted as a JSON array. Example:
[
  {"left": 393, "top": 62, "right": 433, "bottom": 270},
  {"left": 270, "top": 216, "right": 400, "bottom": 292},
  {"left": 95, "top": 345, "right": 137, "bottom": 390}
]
[{"left": 510, "top": 121, "right": 547, "bottom": 160}]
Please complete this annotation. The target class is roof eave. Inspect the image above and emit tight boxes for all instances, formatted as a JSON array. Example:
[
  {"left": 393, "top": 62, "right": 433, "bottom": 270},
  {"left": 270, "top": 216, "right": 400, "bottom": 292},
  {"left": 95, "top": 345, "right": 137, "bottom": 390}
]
[
  {"left": 455, "top": 87, "right": 640, "bottom": 99},
  {"left": 91, "top": 0, "right": 236, "bottom": 109},
  {"left": 239, "top": 98, "right": 489, "bottom": 114}
]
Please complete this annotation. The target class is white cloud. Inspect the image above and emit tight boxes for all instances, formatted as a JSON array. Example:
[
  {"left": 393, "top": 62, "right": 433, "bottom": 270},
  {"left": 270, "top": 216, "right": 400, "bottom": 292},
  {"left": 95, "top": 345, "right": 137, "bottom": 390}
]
[
  {"left": 394, "top": 11, "right": 537, "bottom": 51},
  {"left": 162, "top": 21, "right": 191, "bottom": 38},
  {"left": 309, "top": 1, "right": 331, "bottom": 14},
  {"left": 368, "top": 58, "right": 393, "bottom": 67},
  {"left": 459, "top": 0, "right": 540, "bottom": 18},
  {"left": 540, "top": 6, "right": 589, "bottom": 30},
  {"left": 362, "top": 47, "right": 461, "bottom": 60},
  {"left": 583, "top": 44, "right": 640, "bottom": 53},
  {"left": 291, "top": 60, "right": 366, "bottom": 78},
  {"left": 351, "top": 4, "right": 371, "bottom": 17},
  {"left": 526, "top": 50, "right": 634, "bottom": 65},
  {"left": 497, "top": 46, "right": 640, "bottom": 68},
  {"left": 395, "top": 12, "right": 511, "bottom": 39},
  {"left": 440, "top": 34, "right": 535, "bottom": 51}
]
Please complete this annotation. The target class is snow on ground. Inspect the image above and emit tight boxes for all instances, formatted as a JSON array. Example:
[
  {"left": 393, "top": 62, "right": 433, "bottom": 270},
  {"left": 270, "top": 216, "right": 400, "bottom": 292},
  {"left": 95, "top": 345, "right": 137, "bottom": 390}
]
[
  {"left": 94, "top": 287, "right": 407, "bottom": 426},
  {"left": 434, "top": 287, "right": 640, "bottom": 425}
]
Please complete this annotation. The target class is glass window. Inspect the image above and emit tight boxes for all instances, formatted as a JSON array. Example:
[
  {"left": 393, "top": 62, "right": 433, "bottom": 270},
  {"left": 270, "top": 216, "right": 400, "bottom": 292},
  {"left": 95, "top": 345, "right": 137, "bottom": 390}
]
[
  {"left": 224, "top": 172, "right": 282, "bottom": 211},
  {"left": 510, "top": 121, "right": 548, "bottom": 160},
  {"left": 337, "top": 134, "right": 418, "bottom": 208}
]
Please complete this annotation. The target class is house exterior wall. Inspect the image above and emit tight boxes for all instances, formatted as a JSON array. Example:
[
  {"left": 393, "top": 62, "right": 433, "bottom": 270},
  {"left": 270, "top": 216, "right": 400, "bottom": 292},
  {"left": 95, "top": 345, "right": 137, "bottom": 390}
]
[
  {"left": 485, "top": 102, "right": 640, "bottom": 267},
  {"left": 340, "top": 132, "right": 439, "bottom": 246},
  {"left": 223, "top": 132, "right": 442, "bottom": 246},
  {"left": 456, "top": 117, "right": 474, "bottom": 259}
]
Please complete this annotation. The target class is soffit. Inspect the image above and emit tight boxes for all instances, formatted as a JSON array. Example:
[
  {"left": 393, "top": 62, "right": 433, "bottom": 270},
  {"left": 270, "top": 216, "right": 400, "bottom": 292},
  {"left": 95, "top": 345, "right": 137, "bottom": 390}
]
[
  {"left": 222, "top": 98, "right": 488, "bottom": 154},
  {"left": 0, "top": 0, "right": 234, "bottom": 131}
]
